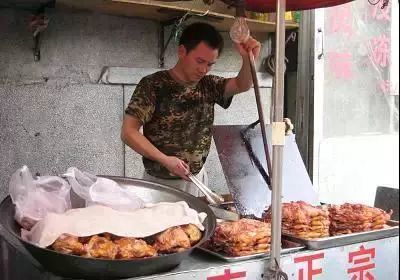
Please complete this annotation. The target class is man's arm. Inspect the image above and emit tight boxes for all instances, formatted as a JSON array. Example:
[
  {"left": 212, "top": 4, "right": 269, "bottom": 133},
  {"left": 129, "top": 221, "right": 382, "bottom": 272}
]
[
  {"left": 224, "top": 36, "right": 261, "bottom": 97},
  {"left": 121, "top": 115, "right": 167, "bottom": 164},
  {"left": 121, "top": 114, "right": 189, "bottom": 179}
]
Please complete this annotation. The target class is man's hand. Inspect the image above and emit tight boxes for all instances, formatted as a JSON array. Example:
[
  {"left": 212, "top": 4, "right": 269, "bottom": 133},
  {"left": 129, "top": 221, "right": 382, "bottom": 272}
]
[
  {"left": 224, "top": 36, "right": 262, "bottom": 96},
  {"left": 235, "top": 36, "right": 261, "bottom": 60},
  {"left": 161, "top": 156, "right": 190, "bottom": 181}
]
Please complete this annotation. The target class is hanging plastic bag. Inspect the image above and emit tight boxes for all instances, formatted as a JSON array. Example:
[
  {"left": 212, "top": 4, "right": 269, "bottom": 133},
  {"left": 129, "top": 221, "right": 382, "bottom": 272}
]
[
  {"left": 63, "top": 167, "right": 144, "bottom": 211},
  {"left": 9, "top": 166, "right": 72, "bottom": 230}
]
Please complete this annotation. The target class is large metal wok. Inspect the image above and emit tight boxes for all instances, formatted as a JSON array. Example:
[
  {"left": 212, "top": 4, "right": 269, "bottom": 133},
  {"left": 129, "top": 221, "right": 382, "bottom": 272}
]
[{"left": 0, "top": 176, "right": 216, "bottom": 279}]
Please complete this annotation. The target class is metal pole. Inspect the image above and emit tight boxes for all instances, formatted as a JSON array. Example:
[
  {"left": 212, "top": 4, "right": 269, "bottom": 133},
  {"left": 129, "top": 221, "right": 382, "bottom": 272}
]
[{"left": 269, "top": 0, "right": 286, "bottom": 277}]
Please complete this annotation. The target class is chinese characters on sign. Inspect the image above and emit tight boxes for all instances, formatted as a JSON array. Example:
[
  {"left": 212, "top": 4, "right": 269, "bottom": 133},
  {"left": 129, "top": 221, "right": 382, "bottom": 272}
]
[
  {"left": 379, "top": 80, "right": 398, "bottom": 95},
  {"left": 328, "top": 5, "right": 353, "bottom": 35},
  {"left": 327, "top": 6, "right": 354, "bottom": 80},
  {"left": 326, "top": 2, "right": 397, "bottom": 96},
  {"left": 347, "top": 245, "right": 376, "bottom": 280},
  {"left": 368, "top": 2, "right": 395, "bottom": 95},
  {"left": 294, "top": 253, "right": 325, "bottom": 280},
  {"left": 207, "top": 269, "right": 246, "bottom": 280},
  {"left": 370, "top": 34, "right": 390, "bottom": 69},
  {"left": 328, "top": 52, "right": 353, "bottom": 80},
  {"left": 206, "top": 244, "right": 380, "bottom": 280}
]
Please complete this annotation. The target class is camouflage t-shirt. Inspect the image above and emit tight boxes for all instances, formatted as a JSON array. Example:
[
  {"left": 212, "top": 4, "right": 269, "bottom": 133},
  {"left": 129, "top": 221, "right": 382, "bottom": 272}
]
[{"left": 125, "top": 70, "right": 233, "bottom": 179}]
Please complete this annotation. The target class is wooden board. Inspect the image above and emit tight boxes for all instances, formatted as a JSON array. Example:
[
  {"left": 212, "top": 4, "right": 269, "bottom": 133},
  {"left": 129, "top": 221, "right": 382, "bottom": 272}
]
[{"left": 58, "top": 0, "right": 298, "bottom": 33}]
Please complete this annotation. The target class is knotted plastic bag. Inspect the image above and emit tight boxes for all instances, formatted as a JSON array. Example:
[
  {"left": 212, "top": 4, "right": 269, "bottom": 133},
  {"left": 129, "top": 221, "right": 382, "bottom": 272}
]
[
  {"left": 9, "top": 166, "right": 72, "bottom": 230},
  {"left": 63, "top": 167, "right": 144, "bottom": 211}
]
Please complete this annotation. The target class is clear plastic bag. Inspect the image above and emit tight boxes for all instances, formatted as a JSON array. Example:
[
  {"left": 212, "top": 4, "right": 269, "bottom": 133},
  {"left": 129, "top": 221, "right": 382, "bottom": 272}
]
[
  {"left": 9, "top": 166, "right": 72, "bottom": 230},
  {"left": 63, "top": 167, "right": 144, "bottom": 211}
]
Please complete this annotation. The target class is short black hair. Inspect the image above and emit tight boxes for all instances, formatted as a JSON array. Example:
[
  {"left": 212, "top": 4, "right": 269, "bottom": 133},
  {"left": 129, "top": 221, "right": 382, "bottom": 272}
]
[{"left": 179, "top": 22, "right": 224, "bottom": 55}]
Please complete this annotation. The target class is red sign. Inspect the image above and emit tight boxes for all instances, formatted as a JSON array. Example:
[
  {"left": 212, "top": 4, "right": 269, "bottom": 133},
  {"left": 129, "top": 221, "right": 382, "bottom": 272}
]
[
  {"left": 328, "top": 5, "right": 353, "bottom": 35},
  {"left": 294, "top": 253, "right": 325, "bottom": 280},
  {"left": 347, "top": 245, "right": 376, "bottom": 280},
  {"left": 370, "top": 34, "right": 390, "bottom": 69},
  {"left": 328, "top": 52, "right": 353, "bottom": 80},
  {"left": 379, "top": 79, "right": 399, "bottom": 95},
  {"left": 207, "top": 269, "right": 247, "bottom": 280}
]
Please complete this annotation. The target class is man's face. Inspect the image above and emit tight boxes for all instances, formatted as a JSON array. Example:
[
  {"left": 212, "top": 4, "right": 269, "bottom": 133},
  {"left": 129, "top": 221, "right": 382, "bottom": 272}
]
[{"left": 178, "top": 41, "right": 219, "bottom": 83}]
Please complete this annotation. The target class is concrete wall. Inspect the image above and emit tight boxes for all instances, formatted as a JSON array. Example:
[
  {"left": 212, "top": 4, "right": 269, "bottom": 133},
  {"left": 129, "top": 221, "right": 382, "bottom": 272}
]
[{"left": 0, "top": 8, "right": 272, "bottom": 200}]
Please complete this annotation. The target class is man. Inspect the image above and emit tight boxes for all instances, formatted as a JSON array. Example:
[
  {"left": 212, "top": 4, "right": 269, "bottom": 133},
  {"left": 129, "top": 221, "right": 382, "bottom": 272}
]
[{"left": 121, "top": 22, "right": 260, "bottom": 196}]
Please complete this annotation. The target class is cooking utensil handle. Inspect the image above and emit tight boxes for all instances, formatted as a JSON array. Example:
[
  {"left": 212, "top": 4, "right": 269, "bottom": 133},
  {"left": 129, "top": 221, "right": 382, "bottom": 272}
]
[
  {"left": 188, "top": 174, "right": 224, "bottom": 204},
  {"left": 189, "top": 175, "right": 217, "bottom": 204},
  {"left": 193, "top": 176, "right": 224, "bottom": 204},
  {"left": 248, "top": 51, "right": 273, "bottom": 187},
  {"left": 189, "top": 174, "right": 223, "bottom": 204}
]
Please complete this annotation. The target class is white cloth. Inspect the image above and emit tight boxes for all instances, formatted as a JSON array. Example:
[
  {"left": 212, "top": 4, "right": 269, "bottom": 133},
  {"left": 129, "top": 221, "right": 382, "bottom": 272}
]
[
  {"left": 142, "top": 168, "right": 208, "bottom": 197},
  {"left": 22, "top": 202, "right": 207, "bottom": 248}
]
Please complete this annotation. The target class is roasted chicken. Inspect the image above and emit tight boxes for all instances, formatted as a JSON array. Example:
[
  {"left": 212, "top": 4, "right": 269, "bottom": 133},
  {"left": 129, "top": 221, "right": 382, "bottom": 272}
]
[
  {"left": 85, "top": 235, "right": 118, "bottom": 259},
  {"left": 114, "top": 238, "right": 157, "bottom": 259},
  {"left": 181, "top": 224, "right": 202, "bottom": 245},
  {"left": 264, "top": 201, "right": 330, "bottom": 239},
  {"left": 51, "top": 234, "right": 86, "bottom": 255},
  {"left": 329, "top": 203, "right": 392, "bottom": 236},
  {"left": 262, "top": 201, "right": 392, "bottom": 238},
  {"left": 153, "top": 227, "right": 191, "bottom": 253},
  {"left": 208, "top": 219, "right": 271, "bottom": 257},
  {"left": 49, "top": 224, "right": 202, "bottom": 259}
]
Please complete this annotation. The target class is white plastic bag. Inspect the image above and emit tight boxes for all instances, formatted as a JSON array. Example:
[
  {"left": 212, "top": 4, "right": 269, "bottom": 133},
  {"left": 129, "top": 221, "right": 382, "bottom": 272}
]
[
  {"left": 9, "top": 166, "right": 72, "bottom": 230},
  {"left": 63, "top": 167, "right": 144, "bottom": 211}
]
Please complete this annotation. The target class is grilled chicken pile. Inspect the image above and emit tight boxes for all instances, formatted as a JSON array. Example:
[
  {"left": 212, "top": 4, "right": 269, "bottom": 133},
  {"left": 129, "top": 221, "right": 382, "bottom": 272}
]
[
  {"left": 263, "top": 201, "right": 393, "bottom": 239},
  {"left": 264, "top": 201, "right": 330, "bottom": 239},
  {"left": 207, "top": 219, "right": 271, "bottom": 257},
  {"left": 50, "top": 224, "right": 202, "bottom": 259},
  {"left": 328, "top": 203, "right": 392, "bottom": 236}
]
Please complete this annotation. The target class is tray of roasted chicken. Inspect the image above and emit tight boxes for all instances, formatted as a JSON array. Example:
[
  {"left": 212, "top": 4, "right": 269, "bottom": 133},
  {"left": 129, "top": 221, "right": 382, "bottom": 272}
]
[
  {"left": 265, "top": 201, "right": 399, "bottom": 250},
  {"left": 198, "top": 218, "right": 304, "bottom": 262}
]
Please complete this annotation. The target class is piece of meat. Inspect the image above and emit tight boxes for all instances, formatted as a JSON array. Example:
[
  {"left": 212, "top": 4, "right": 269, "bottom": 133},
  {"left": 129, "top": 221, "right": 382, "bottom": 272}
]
[
  {"left": 329, "top": 203, "right": 392, "bottom": 236},
  {"left": 85, "top": 235, "right": 118, "bottom": 259},
  {"left": 226, "top": 243, "right": 271, "bottom": 257},
  {"left": 209, "top": 219, "right": 271, "bottom": 257},
  {"left": 114, "top": 238, "right": 157, "bottom": 259},
  {"left": 154, "top": 227, "right": 191, "bottom": 253},
  {"left": 329, "top": 204, "right": 391, "bottom": 222},
  {"left": 263, "top": 201, "right": 329, "bottom": 225},
  {"left": 51, "top": 234, "right": 86, "bottom": 255},
  {"left": 78, "top": 236, "right": 91, "bottom": 244},
  {"left": 78, "top": 233, "right": 117, "bottom": 244},
  {"left": 181, "top": 224, "right": 202, "bottom": 245},
  {"left": 208, "top": 219, "right": 272, "bottom": 257},
  {"left": 212, "top": 219, "right": 271, "bottom": 247},
  {"left": 263, "top": 202, "right": 331, "bottom": 239},
  {"left": 100, "top": 232, "right": 119, "bottom": 241}
]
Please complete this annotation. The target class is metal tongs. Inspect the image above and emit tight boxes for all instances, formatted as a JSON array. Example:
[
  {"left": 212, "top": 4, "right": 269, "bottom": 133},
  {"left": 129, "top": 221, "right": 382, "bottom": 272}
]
[{"left": 187, "top": 172, "right": 225, "bottom": 205}]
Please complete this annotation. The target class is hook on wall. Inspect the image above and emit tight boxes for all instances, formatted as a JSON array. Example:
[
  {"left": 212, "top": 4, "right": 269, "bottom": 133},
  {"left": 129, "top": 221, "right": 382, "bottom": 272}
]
[
  {"left": 27, "top": 2, "right": 54, "bottom": 61},
  {"left": 158, "top": 9, "right": 211, "bottom": 68},
  {"left": 29, "top": 13, "right": 49, "bottom": 61}
]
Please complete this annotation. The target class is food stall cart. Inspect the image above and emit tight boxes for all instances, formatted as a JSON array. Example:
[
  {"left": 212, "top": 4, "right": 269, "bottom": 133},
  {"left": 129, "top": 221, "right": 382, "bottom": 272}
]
[
  {"left": 0, "top": 176, "right": 398, "bottom": 280},
  {"left": 0, "top": 0, "right": 399, "bottom": 279},
  {"left": 0, "top": 194, "right": 398, "bottom": 280}
]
